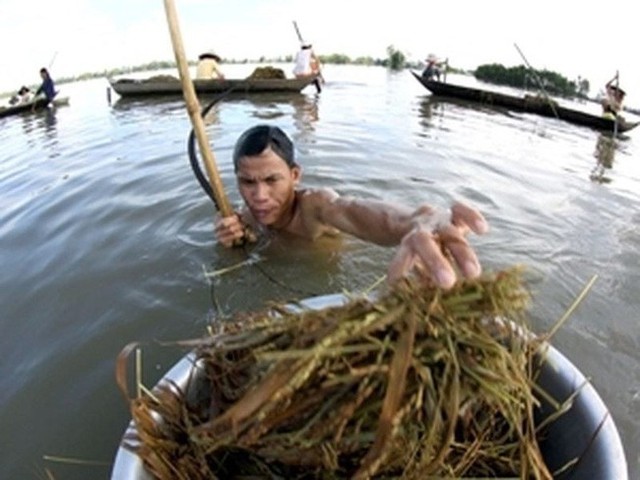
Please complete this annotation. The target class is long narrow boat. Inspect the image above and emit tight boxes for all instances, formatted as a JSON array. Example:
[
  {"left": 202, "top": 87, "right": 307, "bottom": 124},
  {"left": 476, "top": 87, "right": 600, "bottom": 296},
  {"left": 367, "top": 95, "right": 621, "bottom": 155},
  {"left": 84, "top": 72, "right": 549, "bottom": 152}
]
[
  {"left": 411, "top": 71, "right": 639, "bottom": 134},
  {"left": 0, "top": 96, "right": 70, "bottom": 119},
  {"left": 108, "top": 75, "right": 318, "bottom": 97}
]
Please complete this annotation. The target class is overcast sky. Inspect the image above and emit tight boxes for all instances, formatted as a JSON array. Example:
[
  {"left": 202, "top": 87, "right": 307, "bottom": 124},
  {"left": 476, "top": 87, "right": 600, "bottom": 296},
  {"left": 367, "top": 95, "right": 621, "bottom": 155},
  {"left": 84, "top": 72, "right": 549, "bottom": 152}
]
[{"left": 2, "top": 0, "right": 638, "bottom": 106}]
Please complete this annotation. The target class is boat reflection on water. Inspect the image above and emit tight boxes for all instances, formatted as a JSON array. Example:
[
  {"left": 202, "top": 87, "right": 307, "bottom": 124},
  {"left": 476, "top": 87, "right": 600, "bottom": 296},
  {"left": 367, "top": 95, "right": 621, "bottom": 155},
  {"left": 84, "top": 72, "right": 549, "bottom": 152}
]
[
  {"left": 196, "top": 92, "right": 320, "bottom": 137},
  {"left": 110, "top": 91, "right": 319, "bottom": 129},
  {"left": 416, "top": 97, "right": 456, "bottom": 132},
  {"left": 417, "top": 92, "right": 519, "bottom": 120},
  {"left": 237, "top": 92, "right": 319, "bottom": 127},
  {"left": 43, "top": 106, "right": 58, "bottom": 130}
]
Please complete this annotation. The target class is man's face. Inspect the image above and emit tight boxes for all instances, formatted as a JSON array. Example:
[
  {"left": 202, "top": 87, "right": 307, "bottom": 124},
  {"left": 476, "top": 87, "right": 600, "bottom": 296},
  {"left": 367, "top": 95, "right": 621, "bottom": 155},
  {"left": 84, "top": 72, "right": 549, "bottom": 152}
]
[{"left": 236, "top": 147, "right": 300, "bottom": 228}]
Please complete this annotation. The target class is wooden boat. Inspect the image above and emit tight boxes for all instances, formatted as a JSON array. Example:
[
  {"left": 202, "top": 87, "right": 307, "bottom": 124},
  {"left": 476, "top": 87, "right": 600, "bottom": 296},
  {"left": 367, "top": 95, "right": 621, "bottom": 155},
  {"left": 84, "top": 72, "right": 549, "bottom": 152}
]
[
  {"left": 411, "top": 71, "right": 639, "bottom": 134},
  {"left": 111, "top": 293, "right": 629, "bottom": 480},
  {"left": 0, "top": 96, "right": 69, "bottom": 119},
  {"left": 108, "top": 75, "right": 319, "bottom": 97}
]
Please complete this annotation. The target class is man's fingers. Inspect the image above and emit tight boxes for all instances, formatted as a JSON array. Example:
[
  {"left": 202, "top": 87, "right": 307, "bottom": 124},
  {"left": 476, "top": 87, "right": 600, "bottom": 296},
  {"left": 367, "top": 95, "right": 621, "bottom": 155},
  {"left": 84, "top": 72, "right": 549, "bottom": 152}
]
[
  {"left": 387, "top": 247, "right": 415, "bottom": 284},
  {"left": 411, "top": 232, "right": 456, "bottom": 288},
  {"left": 394, "top": 230, "right": 456, "bottom": 288},
  {"left": 451, "top": 202, "right": 488, "bottom": 235},
  {"left": 439, "top": 231, "right": 482, "bottom": 279},
  {"left": 214, "top": 214, "right": 245, "bottom": 248}
]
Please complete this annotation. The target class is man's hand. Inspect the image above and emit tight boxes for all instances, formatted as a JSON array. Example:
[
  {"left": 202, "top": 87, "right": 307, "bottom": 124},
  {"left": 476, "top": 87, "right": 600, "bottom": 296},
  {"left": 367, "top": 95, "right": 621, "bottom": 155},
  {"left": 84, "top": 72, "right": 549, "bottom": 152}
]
[
  {"left": 214, "top": 213, "right": 246, "bottom": 248},
  {"left": 387, "top": 202, "right": 488, "bottom": 288}
]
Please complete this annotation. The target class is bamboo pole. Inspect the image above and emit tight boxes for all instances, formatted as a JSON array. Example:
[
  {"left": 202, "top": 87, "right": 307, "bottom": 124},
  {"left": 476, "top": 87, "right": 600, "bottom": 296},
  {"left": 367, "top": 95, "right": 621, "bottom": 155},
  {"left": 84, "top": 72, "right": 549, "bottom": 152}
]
[
  {"left": 514, "top": 43, "right": 559, "bottom": 120},
  {"left": 163, "top": 0, "right": 234, "bottom": 217},
  {"left": 613, "top": 71, "right": 619, "bottom": 137}
]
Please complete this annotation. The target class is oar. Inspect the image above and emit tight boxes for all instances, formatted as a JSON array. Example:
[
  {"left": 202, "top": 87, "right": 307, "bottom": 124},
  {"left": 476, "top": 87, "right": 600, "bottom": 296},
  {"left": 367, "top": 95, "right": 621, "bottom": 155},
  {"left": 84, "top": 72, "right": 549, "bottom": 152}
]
[
  {"left": 163, "top": 0, "right": 234, "bottom": 218},
  {"left": 613, "top": 71, "right": 619, "bottom": 136},
  {"left": 514, "top": 43, "right": 559, "bottom": 119},
  {"left": 48, "top": 51, "right": 58, "bottom": 70},
  {"left": 293, "top": 20, "right": 323, "bottom": 93}
]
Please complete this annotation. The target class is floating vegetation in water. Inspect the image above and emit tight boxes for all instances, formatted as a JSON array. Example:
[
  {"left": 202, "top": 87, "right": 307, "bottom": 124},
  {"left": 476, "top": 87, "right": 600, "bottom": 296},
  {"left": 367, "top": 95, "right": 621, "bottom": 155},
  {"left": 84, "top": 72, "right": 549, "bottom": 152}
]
[{"left": 117, "top": 267, "right": 562, "bottom": 479}]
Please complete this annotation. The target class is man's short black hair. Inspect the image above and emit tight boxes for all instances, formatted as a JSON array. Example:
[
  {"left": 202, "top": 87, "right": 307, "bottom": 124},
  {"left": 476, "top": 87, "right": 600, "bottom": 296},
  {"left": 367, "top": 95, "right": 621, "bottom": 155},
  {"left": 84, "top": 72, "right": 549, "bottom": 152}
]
[{"left": 233, "top": 124, "right": 297, "bottom": 172}]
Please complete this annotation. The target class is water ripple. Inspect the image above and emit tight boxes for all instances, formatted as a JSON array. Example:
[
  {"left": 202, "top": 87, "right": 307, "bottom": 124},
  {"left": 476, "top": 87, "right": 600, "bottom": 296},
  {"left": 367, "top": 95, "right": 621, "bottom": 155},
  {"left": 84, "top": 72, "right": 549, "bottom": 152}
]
[{"left": 1, "top": 69, "right": 640, "bottom": 479}]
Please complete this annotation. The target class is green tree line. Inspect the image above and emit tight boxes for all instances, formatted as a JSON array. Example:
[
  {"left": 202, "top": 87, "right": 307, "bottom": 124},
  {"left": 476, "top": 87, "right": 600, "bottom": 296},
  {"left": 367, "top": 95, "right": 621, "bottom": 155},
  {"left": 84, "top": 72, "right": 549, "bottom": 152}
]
[
  {"left": 2, "top": 55, "right": 384, "bottom": 97},
  {"left": 2, "top": 49, "right": 590, "bottom": 101},
  {"left": 474, "top": 63, "right": 590, "bottom": 99},
  {"left": 382, "top": 47, "right": 590, "bottom": 100}
]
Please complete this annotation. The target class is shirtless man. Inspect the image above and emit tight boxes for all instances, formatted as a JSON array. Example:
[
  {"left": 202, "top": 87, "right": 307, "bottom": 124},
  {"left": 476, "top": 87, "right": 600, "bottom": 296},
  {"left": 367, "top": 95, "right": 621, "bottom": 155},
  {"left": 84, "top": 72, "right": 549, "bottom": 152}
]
[
  {"left": 215, "top": 125, "right": 488, "bottom": 288},
  {"left": 601, "top": 71, "right": 626, "bottom": 119}
]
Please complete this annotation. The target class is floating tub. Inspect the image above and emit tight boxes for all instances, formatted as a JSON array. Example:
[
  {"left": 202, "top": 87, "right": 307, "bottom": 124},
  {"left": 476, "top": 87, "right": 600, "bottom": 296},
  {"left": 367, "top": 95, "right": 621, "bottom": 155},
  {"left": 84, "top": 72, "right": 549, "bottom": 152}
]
[{"left": 111, "top": 294, "right": 628, "bottom": 479}]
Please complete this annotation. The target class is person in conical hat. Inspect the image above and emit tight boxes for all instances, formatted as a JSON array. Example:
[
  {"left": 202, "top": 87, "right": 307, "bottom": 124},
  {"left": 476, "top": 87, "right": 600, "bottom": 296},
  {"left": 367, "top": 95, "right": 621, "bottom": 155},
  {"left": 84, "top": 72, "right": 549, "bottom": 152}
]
[
  {"left": 196, "top": 50, "right": 225, "bottom": 79},
  {"left": 421, "top": 53, "right": 443, "bottom": 81}
]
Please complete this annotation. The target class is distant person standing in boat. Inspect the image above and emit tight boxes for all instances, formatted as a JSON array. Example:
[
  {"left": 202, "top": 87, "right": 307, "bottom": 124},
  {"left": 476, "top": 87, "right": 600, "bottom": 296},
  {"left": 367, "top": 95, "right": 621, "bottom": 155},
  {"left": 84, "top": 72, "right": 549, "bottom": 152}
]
[
  {"left": 601, "top": 72, "right": 625, "bottom": 119},
  {"left": 35, "top": 68, "right": 57, "bottom": 103},
  {"left": 421, "top": 54, "right": 444, "bottom": 82},
  {"left": 196, "top": 51, "right": 225, "bottom": 80},
  {"left": 293, "top": 44, "right": 321, "bottom": 78}
]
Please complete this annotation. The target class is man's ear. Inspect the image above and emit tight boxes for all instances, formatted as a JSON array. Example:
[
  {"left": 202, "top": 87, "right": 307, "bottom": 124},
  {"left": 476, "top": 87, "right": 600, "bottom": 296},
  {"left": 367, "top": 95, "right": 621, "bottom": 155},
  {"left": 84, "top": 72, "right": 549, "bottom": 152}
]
[{"left": 291, "top": 166, "right": 302, "bottom": 184}]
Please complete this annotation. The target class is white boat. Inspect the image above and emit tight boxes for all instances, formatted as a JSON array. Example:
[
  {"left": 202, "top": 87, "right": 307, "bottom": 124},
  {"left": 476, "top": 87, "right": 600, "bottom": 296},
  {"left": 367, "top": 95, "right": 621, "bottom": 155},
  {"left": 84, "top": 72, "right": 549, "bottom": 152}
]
[{"left": 0, "top": 96, "right": 69, "bottom": 119}]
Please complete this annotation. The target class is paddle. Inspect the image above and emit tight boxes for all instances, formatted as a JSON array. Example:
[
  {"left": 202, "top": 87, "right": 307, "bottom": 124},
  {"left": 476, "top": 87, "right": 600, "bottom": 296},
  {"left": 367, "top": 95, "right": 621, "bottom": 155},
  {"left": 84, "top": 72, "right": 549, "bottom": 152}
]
[
  {"left": 163, "top": 0, "right": 234, "bottom": 219},
  {"left": 48, "top": 51, "right": 58, "bottom": 70},
  {"left": 514, "top": 43, "right": 559, "bottom": 119},
  {"left": 293, "top": 20, "right": 323, "bottom": 93},
  {"left": 613, "top": 71, "right": 620, "bottom": 136}
]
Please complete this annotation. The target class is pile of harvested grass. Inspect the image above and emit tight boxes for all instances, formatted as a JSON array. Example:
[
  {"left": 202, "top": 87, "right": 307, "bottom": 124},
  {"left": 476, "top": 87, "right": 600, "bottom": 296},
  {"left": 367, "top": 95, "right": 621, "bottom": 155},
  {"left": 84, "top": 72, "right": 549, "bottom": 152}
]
[
  {"left": 119, "top": 267, "right": 556, "bottom": 479},
  {"left": 524, "top": 93, "right": 558, "bottom": 108},
  {"left": 247, "top": 66, "right": 287, "bottom": 79},
  {"left": 144, "top": 75, "right": 180, "bottom": 83}
]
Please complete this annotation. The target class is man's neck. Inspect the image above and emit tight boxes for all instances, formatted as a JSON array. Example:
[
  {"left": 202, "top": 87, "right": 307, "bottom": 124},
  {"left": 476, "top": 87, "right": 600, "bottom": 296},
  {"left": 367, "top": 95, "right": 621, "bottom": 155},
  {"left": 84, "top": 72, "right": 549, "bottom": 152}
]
[{"left": 270, "top": 192, "right": 299, "bottom": 231}]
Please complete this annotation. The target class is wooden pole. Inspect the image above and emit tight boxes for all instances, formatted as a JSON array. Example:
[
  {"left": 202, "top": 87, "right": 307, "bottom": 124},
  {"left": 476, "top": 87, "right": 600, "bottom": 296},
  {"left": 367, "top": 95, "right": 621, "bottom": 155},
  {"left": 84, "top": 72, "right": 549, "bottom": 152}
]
[
  {"left": 613, "top": 71, "right": 619, "bottom": 137},
  {"left": 514, "top": 43, "right": 559, "bottom": 119},
  {"left": 163, "top": 0, "right": 234, "bottom": 217}
]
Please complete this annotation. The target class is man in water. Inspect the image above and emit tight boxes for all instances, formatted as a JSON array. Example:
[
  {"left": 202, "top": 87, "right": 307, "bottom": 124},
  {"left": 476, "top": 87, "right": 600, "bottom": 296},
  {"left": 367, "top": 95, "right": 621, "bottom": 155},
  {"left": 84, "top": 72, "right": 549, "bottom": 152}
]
[{"left": 215, "top": 125, "right": 488, "bottom": 288}]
